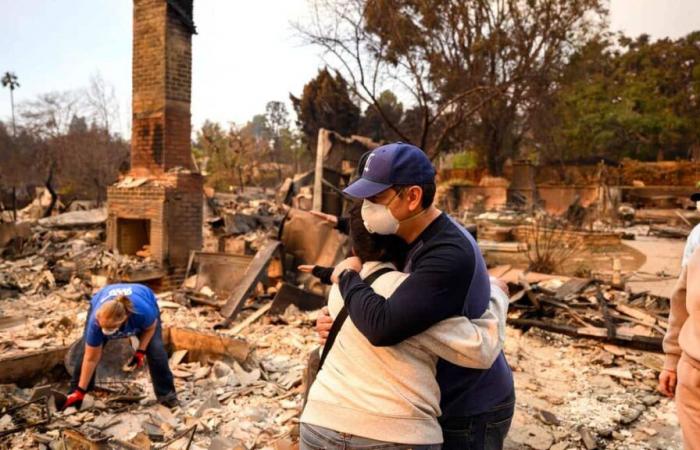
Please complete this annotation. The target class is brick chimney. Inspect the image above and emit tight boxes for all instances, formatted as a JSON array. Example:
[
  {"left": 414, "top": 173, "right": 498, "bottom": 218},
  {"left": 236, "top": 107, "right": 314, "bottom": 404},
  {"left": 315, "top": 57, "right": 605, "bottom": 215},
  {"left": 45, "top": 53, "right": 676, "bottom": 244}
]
[
  {"left": 131, "top": 0, "right": 196, "bottom": 176},
  {"left": 106, "top": 0, "right": 202, "bottom": 288}
]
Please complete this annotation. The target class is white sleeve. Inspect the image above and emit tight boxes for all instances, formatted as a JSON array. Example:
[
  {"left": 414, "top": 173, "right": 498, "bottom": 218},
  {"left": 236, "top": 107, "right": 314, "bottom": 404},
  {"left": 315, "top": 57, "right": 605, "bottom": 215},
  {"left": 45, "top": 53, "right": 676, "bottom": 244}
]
[
  {"left": 413, "top": 281, "right": 509, "bottom": 369},
  {"left": 682, "top": 226, "right": 700, "bottom": 268}
]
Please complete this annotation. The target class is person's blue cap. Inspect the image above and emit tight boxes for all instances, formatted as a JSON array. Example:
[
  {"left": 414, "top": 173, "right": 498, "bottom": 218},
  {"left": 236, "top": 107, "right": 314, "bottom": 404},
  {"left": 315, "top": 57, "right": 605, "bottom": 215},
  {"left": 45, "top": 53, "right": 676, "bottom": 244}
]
[{"left": 343, "top": 142, "right": 436, "bottom": 198}]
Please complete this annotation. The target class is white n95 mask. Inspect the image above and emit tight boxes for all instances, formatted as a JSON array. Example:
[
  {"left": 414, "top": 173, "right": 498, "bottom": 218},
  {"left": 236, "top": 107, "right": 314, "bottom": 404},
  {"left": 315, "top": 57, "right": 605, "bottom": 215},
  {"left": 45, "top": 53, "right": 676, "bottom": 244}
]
[{"left": 361, "top": 199, "right": 400, "bottom": 235}]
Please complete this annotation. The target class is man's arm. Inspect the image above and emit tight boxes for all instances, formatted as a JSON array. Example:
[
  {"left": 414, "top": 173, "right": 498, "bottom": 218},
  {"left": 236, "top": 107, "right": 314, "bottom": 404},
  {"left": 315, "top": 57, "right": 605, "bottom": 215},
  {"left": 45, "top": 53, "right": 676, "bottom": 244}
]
[
  {"left": 339, "top": 246, "right": 473, "bottom": 346},
  {"left": 415, "top": 281, "right": 508, "bottom": 369}
]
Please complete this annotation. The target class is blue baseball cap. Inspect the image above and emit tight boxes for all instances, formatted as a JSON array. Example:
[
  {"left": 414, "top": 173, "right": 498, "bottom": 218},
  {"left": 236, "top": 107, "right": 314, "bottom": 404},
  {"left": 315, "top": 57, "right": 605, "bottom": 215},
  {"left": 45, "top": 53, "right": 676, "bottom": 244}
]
[{"left": 343, "top": 142, "right": 436, "bottom": 198}]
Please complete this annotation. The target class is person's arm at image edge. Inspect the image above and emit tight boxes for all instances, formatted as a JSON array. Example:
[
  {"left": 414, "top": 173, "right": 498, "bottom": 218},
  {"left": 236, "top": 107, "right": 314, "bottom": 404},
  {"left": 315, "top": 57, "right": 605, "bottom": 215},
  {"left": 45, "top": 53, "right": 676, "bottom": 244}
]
[{"left": 659, "top": 263, "right": 689, "bottom": 397}]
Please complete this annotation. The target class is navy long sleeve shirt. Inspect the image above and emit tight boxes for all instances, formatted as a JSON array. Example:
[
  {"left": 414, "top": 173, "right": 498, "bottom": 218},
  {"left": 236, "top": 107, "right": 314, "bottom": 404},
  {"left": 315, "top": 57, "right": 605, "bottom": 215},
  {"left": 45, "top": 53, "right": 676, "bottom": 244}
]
[{"left": 339, "top": 213, "right": 514, "bottom": 418}]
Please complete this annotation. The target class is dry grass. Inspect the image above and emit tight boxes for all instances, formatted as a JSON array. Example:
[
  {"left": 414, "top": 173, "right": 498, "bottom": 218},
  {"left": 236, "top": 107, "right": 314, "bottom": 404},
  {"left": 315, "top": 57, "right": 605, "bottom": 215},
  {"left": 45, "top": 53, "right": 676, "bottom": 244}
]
[{"left": 526, "top": 213, "right": 582, "bottom": 274}]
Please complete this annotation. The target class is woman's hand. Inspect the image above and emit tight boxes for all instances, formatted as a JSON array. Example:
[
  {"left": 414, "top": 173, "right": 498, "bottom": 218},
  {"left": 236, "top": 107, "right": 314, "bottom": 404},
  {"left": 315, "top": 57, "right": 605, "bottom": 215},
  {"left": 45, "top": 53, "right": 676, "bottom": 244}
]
[
  {"left": 489, "top": 276, "right": 509, "bottom": 297},
  {"left": 62, "top": 387, "right": 86, "bottom": 410},
  {"left": 125, "top": 350, "right": 146, "bottom": 370},
  {"left": 316, "top": 307, "right": 333, "bottom": 344},
  {"left": 658, "top": 369, "right": 677, "bottom": 398},
  {"left": 331, "top": 257, "right": 362, "bottom": 284}
]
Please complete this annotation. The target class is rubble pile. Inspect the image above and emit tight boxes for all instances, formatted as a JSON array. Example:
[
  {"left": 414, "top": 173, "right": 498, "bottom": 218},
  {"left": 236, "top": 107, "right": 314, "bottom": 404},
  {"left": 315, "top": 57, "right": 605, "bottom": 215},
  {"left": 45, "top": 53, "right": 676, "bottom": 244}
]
[
  {"left": 1, "top": 212, "right": 159, "bottom": 296},
  {"left": 0, "top": 213, "right": 163, "bottom": 359},
  {"left": 204, "top": 191, "right": 287, "bottom": 255},
  {"left": 0, "top": 191, "right": 687, "bottom": 449},
  {"left": 506, "top": 327, "right": 680, "bottom": 450},
  {"left": 506, "top": 274, "right": 670, "bottom": 351},
  {"left": 0, "top": 280, "right": 86, "bottom": 358},
  {"left": 0, "top": 302, "right": 319, "bottom": 449},
  {"left": 0, "top": 271, "right": 684, "bottom": 449}
]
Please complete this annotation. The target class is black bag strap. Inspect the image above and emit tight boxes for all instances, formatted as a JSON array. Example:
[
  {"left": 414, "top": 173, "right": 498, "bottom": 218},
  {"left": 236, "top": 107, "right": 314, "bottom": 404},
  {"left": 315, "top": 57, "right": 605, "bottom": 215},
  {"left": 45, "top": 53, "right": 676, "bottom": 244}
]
[{"left": 318, "top": 267, "right": 394, "bottom": 370}]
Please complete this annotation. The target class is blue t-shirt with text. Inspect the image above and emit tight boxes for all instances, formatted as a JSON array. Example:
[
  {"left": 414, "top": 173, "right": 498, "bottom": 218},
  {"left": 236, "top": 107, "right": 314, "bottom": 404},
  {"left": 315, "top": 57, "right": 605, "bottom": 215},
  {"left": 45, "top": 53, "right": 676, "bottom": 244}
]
[{"left": 85, "top": 283, "right": 159, "bottom": 347}]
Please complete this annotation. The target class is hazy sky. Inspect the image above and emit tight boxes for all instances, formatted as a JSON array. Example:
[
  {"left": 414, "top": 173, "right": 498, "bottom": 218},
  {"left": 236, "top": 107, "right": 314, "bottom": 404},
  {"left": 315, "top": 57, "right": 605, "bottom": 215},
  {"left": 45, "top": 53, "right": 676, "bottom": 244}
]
[{"left": 1, "top": 0, "right": 700, "bottom": 138}]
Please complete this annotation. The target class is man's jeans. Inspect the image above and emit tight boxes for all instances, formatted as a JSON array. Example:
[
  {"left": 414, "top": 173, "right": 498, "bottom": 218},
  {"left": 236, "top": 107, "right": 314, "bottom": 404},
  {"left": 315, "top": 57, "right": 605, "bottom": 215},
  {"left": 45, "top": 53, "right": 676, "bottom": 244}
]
[
  {"left": 439, "top": 392, "right": 515, "bottom": 450},
  {"left": 300, "top": 423, "right": 442, "bottom": 450},
  {"left": 71, "top": 310, "right": 176, "bottom": 402}
]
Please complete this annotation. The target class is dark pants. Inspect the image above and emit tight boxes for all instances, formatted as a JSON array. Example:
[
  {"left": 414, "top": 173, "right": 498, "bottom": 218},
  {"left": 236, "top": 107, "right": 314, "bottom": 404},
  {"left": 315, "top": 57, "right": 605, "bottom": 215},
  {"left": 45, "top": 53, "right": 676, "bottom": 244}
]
[
  {"left": 71, "top": 311, "right": 176, "bottom": 402},
  {"left": 300, "top": 423, "right": 441, "bottom": 450},
  {"left": 439, "top": 392, "right": 515, "bottom": 450}
]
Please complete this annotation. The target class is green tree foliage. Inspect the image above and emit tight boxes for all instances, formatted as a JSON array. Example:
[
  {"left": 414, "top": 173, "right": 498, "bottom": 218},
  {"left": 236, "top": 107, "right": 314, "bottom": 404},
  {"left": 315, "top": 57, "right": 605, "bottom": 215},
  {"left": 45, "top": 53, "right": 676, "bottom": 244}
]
[
  {"left": 266, "top": 101, "right": 290, "bottom": 139},
  {"left": 195, "top": 120, "right": 252, "bottom": 192},
  {"left": 248, "top": 114, "right": 272, "bottom": 142},
  {"left": 547, "top": 32, "right": 700, "bottom": 162},
  {"left": 195, "top": 102, "right": 309, "bottom": 190},
  {"left": 265, "top": 101, "right": 289, "bottom": 181},
  {"left": 290, "top": 68, "right": 360, "bottom": 151},
  {"left": 358, "top": 90, "right": 403, "bottom": 142},
  {"left": 265, "top": 101, "right": 309, "bottom": 174},
  {"left": 299, "top": 0, "right": 606, "bottom": 173}
]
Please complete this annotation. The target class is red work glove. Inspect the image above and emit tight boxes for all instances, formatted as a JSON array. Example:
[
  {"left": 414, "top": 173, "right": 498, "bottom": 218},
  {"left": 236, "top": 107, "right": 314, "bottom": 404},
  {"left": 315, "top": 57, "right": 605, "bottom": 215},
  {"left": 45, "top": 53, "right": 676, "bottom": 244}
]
[
  {"left": 127, "top": 350, "right": 146, "bottom": 369},
  {"left": 63, "top": 387, "right": 86, "bottom": 410}
]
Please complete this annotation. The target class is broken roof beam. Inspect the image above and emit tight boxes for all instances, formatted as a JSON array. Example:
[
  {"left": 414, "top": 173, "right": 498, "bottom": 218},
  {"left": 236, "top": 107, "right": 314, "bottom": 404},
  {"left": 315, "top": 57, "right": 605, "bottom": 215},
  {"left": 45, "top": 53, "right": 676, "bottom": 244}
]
[
  {"left": 163, "top": 327, "right": 251, "bottom": 364},
  {"left": 0, "top": 345, "right": 70, "bottom": 385},
  {"left": 218, "top": 240, "right": 282, "bottom": 325},
  {"left": 507, "top": 318, "right": 662, "bottom": 352},
  {"left": 229, "top": 303, "right": 273, "bottom": 335}
]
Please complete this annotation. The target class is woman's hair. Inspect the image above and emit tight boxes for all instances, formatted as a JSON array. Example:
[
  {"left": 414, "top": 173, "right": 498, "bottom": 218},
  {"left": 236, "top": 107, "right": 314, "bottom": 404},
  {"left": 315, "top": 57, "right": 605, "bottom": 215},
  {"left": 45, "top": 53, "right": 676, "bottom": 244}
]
[
  {"left": 348, "top": 201, "right": 407, "bottom": 266},
  {"left": 97, "top": 295, "right": 134, "bottom": 324}
]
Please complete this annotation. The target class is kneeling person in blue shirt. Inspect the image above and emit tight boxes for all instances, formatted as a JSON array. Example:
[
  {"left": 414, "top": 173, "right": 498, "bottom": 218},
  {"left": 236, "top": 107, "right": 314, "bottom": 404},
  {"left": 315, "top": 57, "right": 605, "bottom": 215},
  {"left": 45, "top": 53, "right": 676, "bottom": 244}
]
[{"left": 63, "top": 283, "right": 177, "bottom": 409}]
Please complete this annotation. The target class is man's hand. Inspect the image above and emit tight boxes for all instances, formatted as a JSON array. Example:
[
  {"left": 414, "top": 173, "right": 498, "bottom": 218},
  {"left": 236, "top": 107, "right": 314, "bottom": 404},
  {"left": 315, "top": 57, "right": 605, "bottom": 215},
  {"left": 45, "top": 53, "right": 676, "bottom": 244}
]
[
  {"left": 298, "top": 265, "right": 314, "bottom": 273},
  {"left": 126, "top": 350, "right": 146, "bottom": 370},
  {"left": 489, "top": 276, "right": 509, "bottom": 297},
  {"left": 310, "top": 210, "right": 339, "bottom": 225},
  {"left": 331, "top": 257, "right": 362, "bottom": 284},
  {"left": 63, "top": 387, "right": 86, "bottom": 410},
  {"left": 316, "top": 307, "right": 333, "bottom": 344},
  {"left": 658, "top": 369, "right": 677, "bottom": 398}
]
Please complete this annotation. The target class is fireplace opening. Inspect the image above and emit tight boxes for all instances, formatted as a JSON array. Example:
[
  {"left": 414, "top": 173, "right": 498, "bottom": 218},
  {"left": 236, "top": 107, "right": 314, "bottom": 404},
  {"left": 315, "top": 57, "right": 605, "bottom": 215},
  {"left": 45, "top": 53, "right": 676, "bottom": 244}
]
[{"left": 117, "top": 218, "right": 151, "bottom": 256}]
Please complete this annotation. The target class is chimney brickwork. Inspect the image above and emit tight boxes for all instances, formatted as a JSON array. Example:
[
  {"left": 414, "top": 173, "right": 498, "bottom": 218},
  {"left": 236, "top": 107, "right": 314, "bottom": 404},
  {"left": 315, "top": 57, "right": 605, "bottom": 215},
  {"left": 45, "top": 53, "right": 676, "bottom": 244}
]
[
  {"left": 131, "top": 0, "right": 194, "bottom": 175},
  {"left": 107, "top": 0, "right": 202, "bottom": 285}
]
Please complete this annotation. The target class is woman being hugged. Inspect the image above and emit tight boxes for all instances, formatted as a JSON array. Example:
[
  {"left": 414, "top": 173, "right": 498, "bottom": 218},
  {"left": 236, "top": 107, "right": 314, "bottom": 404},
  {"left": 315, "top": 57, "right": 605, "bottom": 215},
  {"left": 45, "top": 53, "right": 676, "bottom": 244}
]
[{"left": 299, "top": 203, "right": 510, "bottom": 449}]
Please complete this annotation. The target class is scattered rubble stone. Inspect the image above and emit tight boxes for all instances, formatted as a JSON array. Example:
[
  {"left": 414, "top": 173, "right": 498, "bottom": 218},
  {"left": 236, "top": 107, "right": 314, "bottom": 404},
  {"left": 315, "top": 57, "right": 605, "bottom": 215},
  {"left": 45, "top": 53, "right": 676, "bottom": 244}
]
[{"left": 0, "top": 189, "right": 688, "bottom": 449}]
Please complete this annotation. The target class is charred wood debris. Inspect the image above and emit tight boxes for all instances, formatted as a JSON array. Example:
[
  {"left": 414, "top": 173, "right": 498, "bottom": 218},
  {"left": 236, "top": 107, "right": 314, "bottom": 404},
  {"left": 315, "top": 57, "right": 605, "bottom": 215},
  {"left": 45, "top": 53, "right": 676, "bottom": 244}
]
[{"left": 0, "top": 185, "right": 687, "bottom": 449}]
